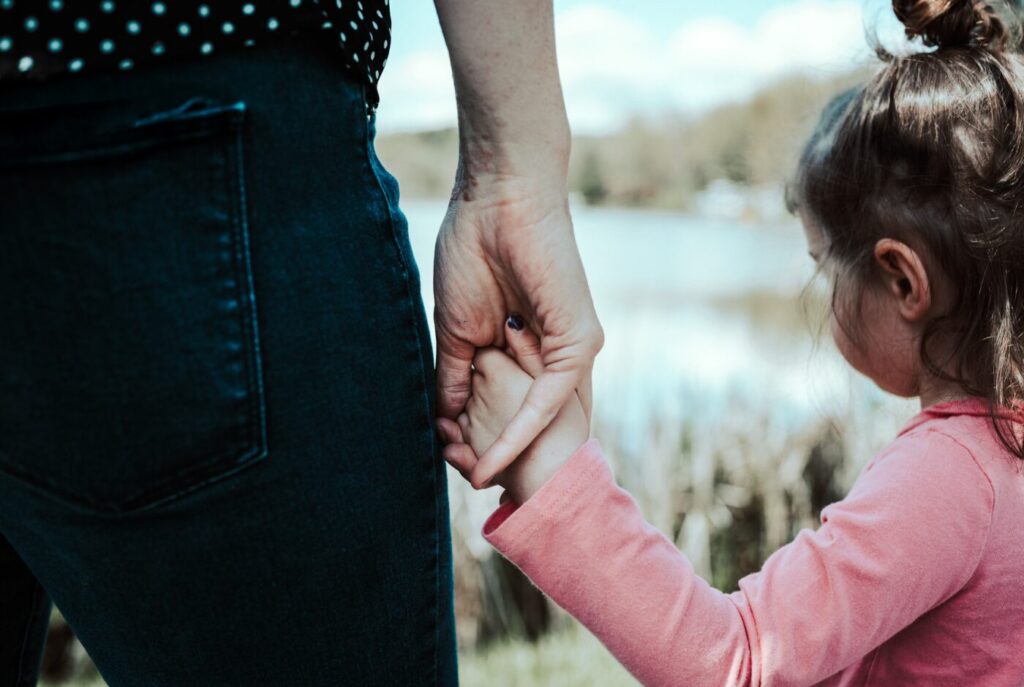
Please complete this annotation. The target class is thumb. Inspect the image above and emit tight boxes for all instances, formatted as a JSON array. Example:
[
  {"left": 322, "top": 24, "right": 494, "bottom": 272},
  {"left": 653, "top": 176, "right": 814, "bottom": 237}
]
[
  {"left": 504, "top": 314, "right": 545, "bottom": 378},
  {"left": 436, "top": 331, "right": 475, "bottom": 420}
]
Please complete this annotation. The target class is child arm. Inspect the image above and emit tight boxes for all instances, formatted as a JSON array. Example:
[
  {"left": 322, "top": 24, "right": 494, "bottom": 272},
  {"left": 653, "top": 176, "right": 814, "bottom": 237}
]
[{"left": 483, "top": 429, "right": 994, "bottom": 687}]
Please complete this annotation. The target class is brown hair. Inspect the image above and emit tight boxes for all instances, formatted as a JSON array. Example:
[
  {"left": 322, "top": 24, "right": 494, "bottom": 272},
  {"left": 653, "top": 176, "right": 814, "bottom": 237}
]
[{"left": 790, "top": 0, "right": 1024, "bottom": 461}]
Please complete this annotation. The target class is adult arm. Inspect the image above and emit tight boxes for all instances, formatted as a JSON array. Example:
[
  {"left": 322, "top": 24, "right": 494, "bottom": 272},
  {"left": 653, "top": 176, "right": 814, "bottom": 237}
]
[{"left": 432, "top": 0, "right": 603, "bottom": 488}]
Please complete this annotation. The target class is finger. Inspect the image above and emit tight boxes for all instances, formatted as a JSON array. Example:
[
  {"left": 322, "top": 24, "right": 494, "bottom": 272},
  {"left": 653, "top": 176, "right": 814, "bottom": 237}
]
[
  {"left": 436, "top": 335, "right": 476, "bottom": 420},
  {"left": 472, "top": 347, "right": 516, "bottom": 377},
  {"left": 469, "top": 368, "right": 580, "bottom": 488},
  {"left": 576, "top": 369, "right": 594, "bottom": 423},
  {"left": 504, "top": 314, "right": 545, "bottom": 378},
  {"left": 435, "top": 417, "right": 464, "bottom": 445},
  {"left": 442, "top": 442, "right": 479, "bottom": 480},
  {"left": 457, "top": 412, "right": 470, "bottom": 435}
]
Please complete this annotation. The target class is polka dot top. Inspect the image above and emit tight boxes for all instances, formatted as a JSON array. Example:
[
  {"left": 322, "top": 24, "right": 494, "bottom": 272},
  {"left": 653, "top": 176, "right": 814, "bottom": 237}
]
[{"left": 0, "top": 0, "right": 391, "bottom": 108}]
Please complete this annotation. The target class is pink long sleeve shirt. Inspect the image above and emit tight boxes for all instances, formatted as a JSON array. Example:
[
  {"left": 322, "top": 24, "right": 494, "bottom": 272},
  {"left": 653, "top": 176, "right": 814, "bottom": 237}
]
[{"left": 483, "top": 398, "right": 1024, "bottom": 686}]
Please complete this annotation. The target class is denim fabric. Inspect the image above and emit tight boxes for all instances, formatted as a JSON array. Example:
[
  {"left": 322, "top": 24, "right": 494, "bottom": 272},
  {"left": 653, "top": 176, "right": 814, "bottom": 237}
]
[{"left": 0, "top": 36, "right": 457, "bottom": 686}]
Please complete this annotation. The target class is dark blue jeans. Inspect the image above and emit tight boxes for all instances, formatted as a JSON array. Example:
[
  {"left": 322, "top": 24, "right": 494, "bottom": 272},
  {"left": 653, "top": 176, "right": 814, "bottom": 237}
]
[{"left": 0, "top": 37, "right": 457, "bottom": 686}]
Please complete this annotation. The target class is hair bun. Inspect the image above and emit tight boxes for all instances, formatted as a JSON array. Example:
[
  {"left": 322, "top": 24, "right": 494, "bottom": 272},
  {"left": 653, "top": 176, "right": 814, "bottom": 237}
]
[{"left": 893, "top": 0, "right": 1007, "bottom": 50}]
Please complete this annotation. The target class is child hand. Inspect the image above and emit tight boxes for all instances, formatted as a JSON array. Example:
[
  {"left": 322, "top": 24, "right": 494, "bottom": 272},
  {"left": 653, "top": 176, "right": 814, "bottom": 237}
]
[{"left": 437, "top": 319, "right": 590, "bottom": 504}]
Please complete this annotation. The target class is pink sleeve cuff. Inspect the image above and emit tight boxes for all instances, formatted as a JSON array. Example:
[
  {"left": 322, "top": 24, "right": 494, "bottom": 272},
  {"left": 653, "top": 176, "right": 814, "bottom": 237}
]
[{"left": 482, "top": 437, "right": 608, "bottom": 546}]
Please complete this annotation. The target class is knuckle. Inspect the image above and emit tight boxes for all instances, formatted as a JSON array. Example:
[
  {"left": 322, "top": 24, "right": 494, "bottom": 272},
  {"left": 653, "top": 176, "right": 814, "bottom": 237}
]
[{"left": 440, "top": 379, "right": 472, "bottom": 397}]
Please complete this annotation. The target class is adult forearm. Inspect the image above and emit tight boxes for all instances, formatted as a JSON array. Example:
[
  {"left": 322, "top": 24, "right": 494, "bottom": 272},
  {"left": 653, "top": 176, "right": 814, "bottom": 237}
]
[{"left": 434, "top": 0, "right": 571, "bottom": 182}]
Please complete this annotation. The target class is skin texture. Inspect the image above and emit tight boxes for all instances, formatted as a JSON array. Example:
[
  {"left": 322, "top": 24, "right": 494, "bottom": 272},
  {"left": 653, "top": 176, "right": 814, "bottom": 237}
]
[
  {"left": 432, "top": 0, "right": 603, "bottom": 489},
  {"left": 437, "top": 321, "right": 588, "bottom": 504}
]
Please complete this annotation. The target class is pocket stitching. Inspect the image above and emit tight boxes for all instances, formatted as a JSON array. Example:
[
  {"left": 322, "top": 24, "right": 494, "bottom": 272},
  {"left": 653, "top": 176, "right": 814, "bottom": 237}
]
[{"left": 0, "top": 103, "right": 268, "bottom": 515}]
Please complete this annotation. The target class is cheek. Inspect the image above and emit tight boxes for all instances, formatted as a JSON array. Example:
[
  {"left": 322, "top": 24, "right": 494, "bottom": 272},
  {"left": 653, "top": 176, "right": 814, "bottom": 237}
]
[
  {"left": 830, "top": 309, "right": 867, "bottom": 375},
  {"left": 830, "top": 292, "right": 919, "bottom": 397}
]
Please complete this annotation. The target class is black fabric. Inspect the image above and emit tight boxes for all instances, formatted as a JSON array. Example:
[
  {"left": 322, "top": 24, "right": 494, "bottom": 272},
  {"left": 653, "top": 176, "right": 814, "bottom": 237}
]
[
  {"left": 0, "top": 0, "right": 390, "bottom": 107},
  {"left": 0, "top": 534, "right": 51, "bottom": 687}
]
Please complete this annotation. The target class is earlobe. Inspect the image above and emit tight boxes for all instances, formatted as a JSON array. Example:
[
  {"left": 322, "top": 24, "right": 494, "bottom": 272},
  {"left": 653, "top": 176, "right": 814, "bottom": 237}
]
[{"left": 873, "top": 238, "right": 931, "bottom": 321}]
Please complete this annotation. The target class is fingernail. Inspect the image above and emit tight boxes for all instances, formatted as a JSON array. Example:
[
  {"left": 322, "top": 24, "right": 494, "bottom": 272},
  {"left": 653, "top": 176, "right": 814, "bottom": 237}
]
[{"left": 507, "top": 313, "right": 524, "bottom": 331}]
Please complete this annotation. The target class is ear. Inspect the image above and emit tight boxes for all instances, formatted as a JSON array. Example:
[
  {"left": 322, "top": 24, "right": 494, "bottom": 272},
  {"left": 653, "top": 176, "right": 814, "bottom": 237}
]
[{"left": 873, "top": 238, "right": 931, "bottom": 321}]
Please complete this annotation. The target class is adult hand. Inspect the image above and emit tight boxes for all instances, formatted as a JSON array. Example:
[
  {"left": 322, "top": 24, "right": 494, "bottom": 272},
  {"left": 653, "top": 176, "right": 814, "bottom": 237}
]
[{"left": 434, "top": 173, "right": 602, "bottom": 489}]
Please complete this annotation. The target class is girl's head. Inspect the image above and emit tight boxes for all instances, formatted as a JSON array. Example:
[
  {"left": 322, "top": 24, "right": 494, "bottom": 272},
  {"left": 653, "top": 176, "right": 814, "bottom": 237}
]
[{"left": 790, "top": 0, "right": 1024, "bottom": 459}]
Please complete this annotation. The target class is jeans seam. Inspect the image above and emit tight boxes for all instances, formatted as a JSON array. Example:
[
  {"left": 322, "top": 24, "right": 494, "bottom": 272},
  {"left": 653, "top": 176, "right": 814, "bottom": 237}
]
[{"left": 362, "top": 101, "right": 442, "bottom": 686}]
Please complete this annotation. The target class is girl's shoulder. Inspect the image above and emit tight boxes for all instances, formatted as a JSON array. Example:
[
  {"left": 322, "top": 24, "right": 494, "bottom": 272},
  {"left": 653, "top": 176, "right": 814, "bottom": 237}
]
[
  {"left": 862, "top": 397, "right": 1023, "bottom": 514},
  {"left": 890, "top": 397, "right": 1023, "bottom": 477}
]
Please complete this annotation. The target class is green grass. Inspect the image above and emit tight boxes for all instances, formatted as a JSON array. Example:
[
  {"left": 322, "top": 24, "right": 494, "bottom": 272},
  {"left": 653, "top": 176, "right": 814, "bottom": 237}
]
[
  {"left": 47, "top": 622, "right": 636, "bottom": 687},
  {"left": 459, "top": 622, "right": 639, "bottom": 687}
]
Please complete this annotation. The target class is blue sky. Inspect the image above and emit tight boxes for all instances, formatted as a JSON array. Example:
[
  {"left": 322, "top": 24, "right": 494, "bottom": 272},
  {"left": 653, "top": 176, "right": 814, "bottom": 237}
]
[{"left": 378, "top": 0, "right": 906, "bottom": 134}]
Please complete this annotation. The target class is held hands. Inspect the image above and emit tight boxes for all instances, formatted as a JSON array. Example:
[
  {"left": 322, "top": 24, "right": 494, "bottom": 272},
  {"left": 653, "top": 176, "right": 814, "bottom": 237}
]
[
  {"left": 437, "top": 320, "right": 590, "bottom": 505},
  {"left": 433, "top": 178, "right": 603, "bottom": 489}
]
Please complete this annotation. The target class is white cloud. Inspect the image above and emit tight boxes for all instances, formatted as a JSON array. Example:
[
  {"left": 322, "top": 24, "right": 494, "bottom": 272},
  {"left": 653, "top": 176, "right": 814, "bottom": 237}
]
[
  {"left": 666, "top": 1, "right": 869, "bottom": 113},
  {"left": 378, "top": 1, "right": 910, "bottom": 135},
  {"left": 376, "top": 49, "right": 455, "bottom": 133}
]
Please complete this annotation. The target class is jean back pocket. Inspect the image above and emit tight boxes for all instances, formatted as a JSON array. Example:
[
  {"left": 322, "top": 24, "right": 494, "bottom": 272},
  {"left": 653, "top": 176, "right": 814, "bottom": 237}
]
[{"left": 0, "top": 97, "right": 267, "bottom": 514}]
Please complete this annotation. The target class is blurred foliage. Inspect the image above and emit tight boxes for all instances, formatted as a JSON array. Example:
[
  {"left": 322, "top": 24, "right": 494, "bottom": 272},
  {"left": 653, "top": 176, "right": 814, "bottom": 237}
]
[{"left": 376, "top": 69, "right": 872, "bottom": 211}]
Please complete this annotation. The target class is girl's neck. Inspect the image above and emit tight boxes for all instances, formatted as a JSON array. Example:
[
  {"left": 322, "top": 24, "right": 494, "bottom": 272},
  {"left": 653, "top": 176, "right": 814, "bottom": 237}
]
[{"left": 918, "top": 377, "right": 973, "bottom": 410}]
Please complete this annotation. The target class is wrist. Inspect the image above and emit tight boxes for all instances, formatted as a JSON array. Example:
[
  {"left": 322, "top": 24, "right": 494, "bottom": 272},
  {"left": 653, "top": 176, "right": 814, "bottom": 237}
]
[
  {"left": 456, "top": 114, "right": 571, "bottom": 184},
  {"left": 505, "top": 435, "right": 586, "bottom": 504}
]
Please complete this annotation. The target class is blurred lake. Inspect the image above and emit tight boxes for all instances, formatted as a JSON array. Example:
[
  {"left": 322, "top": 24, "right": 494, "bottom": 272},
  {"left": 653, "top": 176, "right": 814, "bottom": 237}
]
[{"left": 402, "top": 199, "right": 898, "bottom": 438}]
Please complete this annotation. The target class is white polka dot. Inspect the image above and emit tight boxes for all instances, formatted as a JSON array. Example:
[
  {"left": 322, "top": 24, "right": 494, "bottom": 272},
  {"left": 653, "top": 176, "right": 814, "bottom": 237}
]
[
  {"left": 339, "top": 31, "right": 346, "bottom": 42},
  {"left": 126, "top": 20, "right": 140, "bottom": 33},
  {"left": 49, "top": 0, "right": 63, "bottom": 10},
  {"left": 244, "top": 38, "right": 255, "bottom": 47},
  {"left": 352, "top": 52, "right": 359, "bottom": 62},
  {"left": 100, "top": 39, "right": 114, "bottom": 53},
  {"left": 119, "top": 57, "right": 133, "bottom": 70},
  {"left": 18, "top": 55, "right": 33, "bottom": 71},
  {"left": 198, "top": 4, "right": 210, "bottom": 17},
  {"left": 242, "top": 3, "right": 255, "bottom": 14},
  {"left": 290, "top": 0, "right": 301, "bottom": 6},
  {"left": 151, "top": 41, "right": 164, "bottom": 54},
  {"left": 0, "top": 0, "right": 13, "bottom": 9},
  {"left": 267, "top": 17, "right": 279, "bottom": 30},
  {"left": 48, "top": 37, "right": 62, "bottom": 51},
  {"left": 177, "top": 22, "right": 190, "bottom": 36},
  {"left": 382, "top": 39, "right": 387, "bottom": 49},
  {"left": 348, "top": 20, "right": 357, "bottom": 30},
  {"left": 0, "top": 37, "right": 11, "bottom": 51},
  {"left": 68, "top": 57, "right": 83, "bottom": 71},
  {"left": 321, "top": 20, "right": 332, "bottom": 29},
  {"left": 24, "top": 16, "right": 39, "bottom": 31},
  {"left": 335, "top": 0, "right": 342, "bottom": 7},
  {"left": 74, "top": 17, "right": 89, "bottom": 32},
  {"left": 200, "top": 41, "right": 213, "bottom": 54},
  {"left": 222, "top": 21, "right": 234, "bottom": 34},
  {"left": 101, "top": 1, "right": 115, "bottom": 12},
  {"left": 152, "top": 2, "right": 165, "bottom": 15}
]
